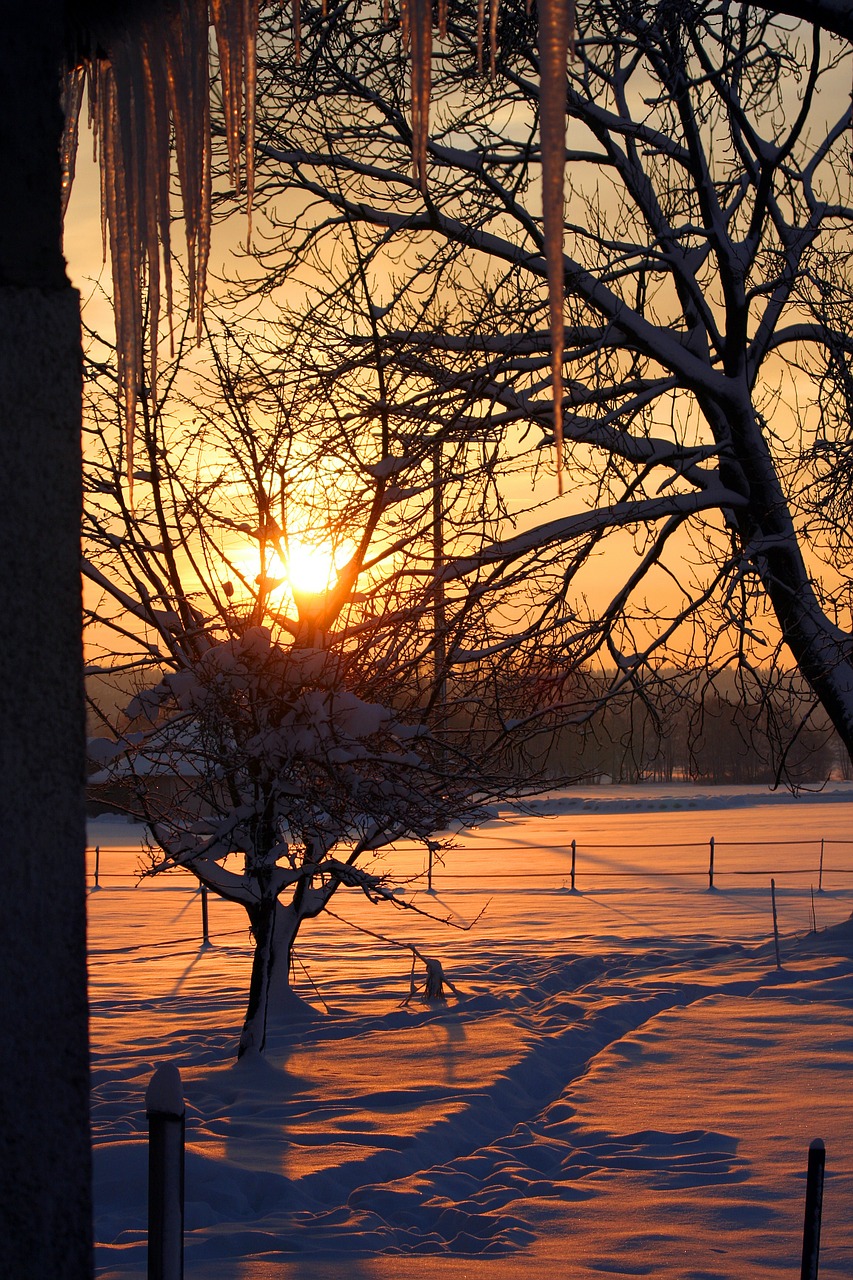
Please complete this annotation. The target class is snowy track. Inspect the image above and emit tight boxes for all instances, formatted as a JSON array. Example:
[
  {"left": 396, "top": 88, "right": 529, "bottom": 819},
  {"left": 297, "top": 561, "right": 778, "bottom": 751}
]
[{"left": 90, "top": 788, "right": 853, "bottom": 1279}]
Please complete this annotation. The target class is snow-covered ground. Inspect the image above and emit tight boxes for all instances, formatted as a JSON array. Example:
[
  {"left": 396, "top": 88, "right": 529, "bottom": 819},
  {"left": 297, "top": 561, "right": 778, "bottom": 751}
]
[{"left": 89, "top": 784, "right": 853, "bottom": 1278}]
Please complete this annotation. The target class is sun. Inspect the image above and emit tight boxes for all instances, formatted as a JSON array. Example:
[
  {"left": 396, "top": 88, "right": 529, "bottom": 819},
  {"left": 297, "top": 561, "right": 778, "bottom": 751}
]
[
  {"left": 229, "top": 535, "right": 348, "bottom": 605},
  {"left": 283, "top": 539, "right": 337, "bottom": 595}
]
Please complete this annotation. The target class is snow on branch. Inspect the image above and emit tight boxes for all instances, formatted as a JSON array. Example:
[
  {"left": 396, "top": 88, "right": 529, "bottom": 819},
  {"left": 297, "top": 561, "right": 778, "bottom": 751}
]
[{"left": 441, "top": 485, "right": 746, "bottom": 583}]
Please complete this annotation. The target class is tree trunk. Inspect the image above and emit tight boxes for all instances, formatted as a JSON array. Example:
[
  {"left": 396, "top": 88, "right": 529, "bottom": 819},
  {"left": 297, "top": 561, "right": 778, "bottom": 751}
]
[
  {"left": 0, "top": 7, "right": 92, "bottom": 1277},
  {"left": 718, "top": 390, "right": 853, "bottom": 761},
  {"left": 238, "top": 897, "right": 307, "bottom": 1057}
]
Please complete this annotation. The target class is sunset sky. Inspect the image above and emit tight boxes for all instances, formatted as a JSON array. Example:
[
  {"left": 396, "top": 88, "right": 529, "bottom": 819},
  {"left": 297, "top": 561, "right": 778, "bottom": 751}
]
[{"left": 64, "top": 28, "right": 853, "bottom": 670}]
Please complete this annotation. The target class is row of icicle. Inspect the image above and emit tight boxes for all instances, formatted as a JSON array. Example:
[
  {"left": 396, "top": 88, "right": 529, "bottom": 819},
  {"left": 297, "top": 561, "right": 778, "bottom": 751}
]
[{"left": 62, "top": 0, "right": 573, "bottom": 486}]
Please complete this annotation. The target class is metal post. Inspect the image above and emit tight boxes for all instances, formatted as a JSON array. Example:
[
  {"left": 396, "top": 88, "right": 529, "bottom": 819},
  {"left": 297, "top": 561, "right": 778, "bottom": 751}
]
[
  {"left": 801, "top": 1138, "right": 825, "bottom": 1280},
  {"left": 818, "top": 838, "right": 824, "bottom": 893},
  {"left": 708, "top": 836, "right": 715, "bottom": 890},
  {"left": 146, "top": 1064, "right": 185, "bottom": 1280},
  {"left": 431, "top": 442, "right": 448, "bottom": 864},
  {"left": 200, "top": 885, "right": 209, "bottom": 946},
  {"left": 570, "top": 839, "right": 576, "bottom": 892},
  {"left": 427, "top": 844, "right": 434, "bottom": 893},
  {"left": 94, "top": 844, "right": 100, "bottom": 890},
  {"left": 432, "top": 442, "right": 447, "bottom": 710},
  {"left": 771, "top": 877, "right": 782, "bottom": 969}
]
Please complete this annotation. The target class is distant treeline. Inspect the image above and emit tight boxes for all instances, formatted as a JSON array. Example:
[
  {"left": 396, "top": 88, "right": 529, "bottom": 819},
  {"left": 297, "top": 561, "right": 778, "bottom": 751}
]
[
  {"left": 87, "top": 660, "right": 844, "bottom": 794},
  {"left": 523, "top": 671, "right": 841, "bottom": 787}
]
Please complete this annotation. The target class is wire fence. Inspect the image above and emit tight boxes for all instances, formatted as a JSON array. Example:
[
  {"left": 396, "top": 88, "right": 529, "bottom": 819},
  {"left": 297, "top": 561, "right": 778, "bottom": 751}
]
[
  {"left": 85, "top": 833, "right": 853, "bottom": 965},
  {"left": 86, "top": 834, "right": 853, "bottom": 893}
]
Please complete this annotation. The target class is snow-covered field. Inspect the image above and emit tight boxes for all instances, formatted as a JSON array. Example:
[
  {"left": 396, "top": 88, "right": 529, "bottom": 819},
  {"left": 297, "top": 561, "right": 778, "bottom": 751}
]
[{"left": 89, "top": 784, "right": 853, "bottom": 1278}]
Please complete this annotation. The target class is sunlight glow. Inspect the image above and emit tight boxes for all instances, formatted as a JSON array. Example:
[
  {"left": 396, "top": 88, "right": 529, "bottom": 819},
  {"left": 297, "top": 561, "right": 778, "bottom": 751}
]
[
  {"left": 283, "top": 540, "right": 337, "bottom": 595},
  {"left": 228, "top": 534, "right": 352, "bottom": 611}
]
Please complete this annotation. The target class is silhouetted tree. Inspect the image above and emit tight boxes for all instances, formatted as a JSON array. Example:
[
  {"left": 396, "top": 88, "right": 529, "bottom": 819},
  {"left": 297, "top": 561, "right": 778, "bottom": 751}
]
[{"left": 230, "top": 0, "right": 853, "bottom": 770}]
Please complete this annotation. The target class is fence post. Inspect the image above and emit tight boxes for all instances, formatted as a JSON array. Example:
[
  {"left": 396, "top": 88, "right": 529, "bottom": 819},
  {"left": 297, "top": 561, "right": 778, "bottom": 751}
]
[
  {"left": 800, "top": 1138, "right": 825, "bottom": 1280},
  {"left": 708, "top": 836, "right": 715, "bottom": 890},
  {"left": 94, "top": 844, "right": 100, "bottom": 890},
  {"left": 818, "top": 838, "right": 824, "bottom": 893},
  {"left": 147, "top": 1064, "right": 185, "bottom": 1280},
  {"left": 771, "top": 877, "right": 782, "bottom": 970},
  {"left": 570, "top": 839, "right": 577, "bottom": 892},
  {"left": 427, "top": 844, "right": 434, "bottom": 893},
  {"left": 200, "top": 885, "right": 210, "bottom": 946}
]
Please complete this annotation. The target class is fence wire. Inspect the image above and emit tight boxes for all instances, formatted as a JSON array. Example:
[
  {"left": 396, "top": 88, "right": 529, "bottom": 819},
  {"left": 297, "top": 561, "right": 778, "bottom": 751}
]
[{"left": 85, "top": 833, "right": 853, "bottom": 967}]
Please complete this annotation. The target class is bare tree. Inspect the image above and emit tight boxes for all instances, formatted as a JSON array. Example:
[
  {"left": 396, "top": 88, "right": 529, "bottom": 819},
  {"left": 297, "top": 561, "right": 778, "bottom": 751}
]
[
  {"left": 211, "top": 0, "right": 853, "bottom": 768},
  {"left": 83, "top": 306, "right": 592, "bottom": 1056}
]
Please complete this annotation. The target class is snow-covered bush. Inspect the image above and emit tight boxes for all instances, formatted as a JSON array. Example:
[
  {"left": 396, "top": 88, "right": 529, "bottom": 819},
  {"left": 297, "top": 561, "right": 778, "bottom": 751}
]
[{"left": 91, "top": 624, "right": 496, "bottom": 1054}]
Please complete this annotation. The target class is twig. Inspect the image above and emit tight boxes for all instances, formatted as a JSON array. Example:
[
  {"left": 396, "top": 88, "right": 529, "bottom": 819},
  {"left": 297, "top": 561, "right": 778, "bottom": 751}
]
[
  {"left": 294, "top": 953, "right": 333, "bottom": 1013},
  {"left": 381, "top": 887, "right": 490, "bottom": 931}
]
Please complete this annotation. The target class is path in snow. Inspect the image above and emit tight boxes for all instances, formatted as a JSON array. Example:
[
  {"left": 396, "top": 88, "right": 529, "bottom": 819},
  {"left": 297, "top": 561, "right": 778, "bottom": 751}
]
[{"left": 89, "top": 786, "right": 853, "bottom": 1279}]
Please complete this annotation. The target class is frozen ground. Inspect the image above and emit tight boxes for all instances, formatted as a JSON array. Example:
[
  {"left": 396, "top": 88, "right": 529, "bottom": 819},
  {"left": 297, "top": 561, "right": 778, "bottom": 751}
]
[{"left": 89, "top": 783, "right": 853, "bottom": 1278}]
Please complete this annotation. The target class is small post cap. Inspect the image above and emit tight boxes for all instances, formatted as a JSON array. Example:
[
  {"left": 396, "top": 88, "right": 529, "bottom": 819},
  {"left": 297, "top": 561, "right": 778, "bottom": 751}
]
[{"left": 145, "top": 1063, "right": 184, "bottom": 1117}]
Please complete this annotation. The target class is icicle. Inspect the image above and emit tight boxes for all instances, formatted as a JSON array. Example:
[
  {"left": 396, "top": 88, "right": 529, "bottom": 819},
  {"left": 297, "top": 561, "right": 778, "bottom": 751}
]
[
  {"left": 208, "top": 0, "right": 259, "bottom": 241},
  {"left": 87, "top": 64, "right": 98, "bottom": 161},
  {"left": 144, "top": 32, "right": 176, "bottom": 358},
  {"left": 100, "top": 62, "right": 143, "bottom": 493},
  {"left": 134, "top": 32, "right": 165, "bottom": 397},
  {"left": 164, "top": 0, "right": 212, "bottom": 339},
  {"left": 437, "top": 0, "right": 448, "bottom": 41},
  {"left": 477, "top": 0, "right": 485, "bottom": 74},
  {"left": 383, "top": 0, "right": 390, "bottom": 25},
  {"left": 211, "top": 0, "right": 244, "bottom": 196},
  {"left": 242, "top": 0, "right": 258, "bottom": 244},
  {"left": 409, "top": 0, "right": 432, "bottom": 192},
  {"left": 537, "top": 0, "right": 573, "bottom": 492},
  {"left": 401, "top": 0, "right": 411, "bottom": 52},
  {"left": 89, "top": 62, "right": 110, "bottom": 267},
  {"left": 489, "top": 0, "right": 499, "bottom": 78},
  {"left": 293, "top": 0, "right": 303, "bottom": 62},
  {"left": 59, "top": 66, "right": 84, "bottom": 222},
  {"left": 61, "top": 1, "right": 261, "bottom": 490}
]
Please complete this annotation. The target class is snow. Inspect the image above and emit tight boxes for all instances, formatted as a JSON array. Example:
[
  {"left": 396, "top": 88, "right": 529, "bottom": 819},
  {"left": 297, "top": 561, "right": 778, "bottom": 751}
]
[
  {"left": 145, "top": 1064, "right": 184, "bottom": 1117},
  {"left": 88, "top": 785, "right": 853, "bottom": 1278}
]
